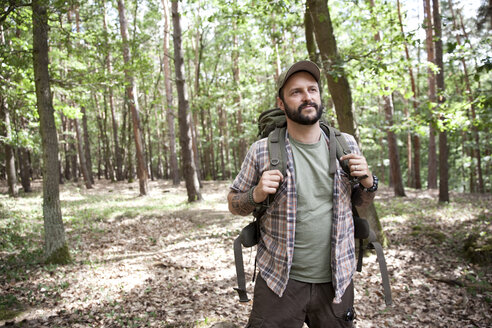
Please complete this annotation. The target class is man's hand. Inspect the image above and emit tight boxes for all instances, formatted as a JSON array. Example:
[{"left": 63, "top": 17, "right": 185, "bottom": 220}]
[
  {"left": 253, "top": 170, "right": 284, "bottom": 203},
  {"left": 340, "top": 153, "right": 373, "bottom": 189}
]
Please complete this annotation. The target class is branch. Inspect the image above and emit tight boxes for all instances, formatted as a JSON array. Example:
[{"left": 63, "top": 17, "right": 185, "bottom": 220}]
[{"left": 0, "top": 1, "right": 32, "bottom": 24}]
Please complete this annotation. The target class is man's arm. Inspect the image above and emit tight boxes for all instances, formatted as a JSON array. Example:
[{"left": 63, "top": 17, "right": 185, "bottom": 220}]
[
  {"left": 227, "top": 191, "right": 256, "bottom": 216},
  {"left": 228, "top": 169, "right": 284, "bottom": 216}
]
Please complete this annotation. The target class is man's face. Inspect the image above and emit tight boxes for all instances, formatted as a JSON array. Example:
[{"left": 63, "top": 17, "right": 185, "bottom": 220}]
[{"left": 278, "top": 71, "right": 322, "bottom": 125}]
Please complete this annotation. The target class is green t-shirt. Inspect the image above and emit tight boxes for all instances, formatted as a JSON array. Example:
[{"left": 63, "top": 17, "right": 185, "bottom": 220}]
[{"left": 289, "top": 135, "right": 334, "bottom": 283}]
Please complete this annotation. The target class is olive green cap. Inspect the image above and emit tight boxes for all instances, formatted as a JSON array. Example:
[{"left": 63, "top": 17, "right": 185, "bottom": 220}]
[{"left": 276, "top": 60, "right": 321, "bottom": 98}]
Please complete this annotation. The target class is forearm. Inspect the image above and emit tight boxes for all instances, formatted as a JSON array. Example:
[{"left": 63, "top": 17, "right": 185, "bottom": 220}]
[{"left": 228, "top": 190, "right": 256, "bottom": 216}]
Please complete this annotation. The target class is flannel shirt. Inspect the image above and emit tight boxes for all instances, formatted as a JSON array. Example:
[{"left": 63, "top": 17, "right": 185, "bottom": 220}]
[{"left": 230, "top": 129, "right": 375, "bottom": 303}]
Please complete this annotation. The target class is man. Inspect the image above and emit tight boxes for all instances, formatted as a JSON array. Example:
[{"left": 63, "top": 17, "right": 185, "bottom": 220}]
[{"left": 227, "top": 60, "right": 378, "bottom": 328}]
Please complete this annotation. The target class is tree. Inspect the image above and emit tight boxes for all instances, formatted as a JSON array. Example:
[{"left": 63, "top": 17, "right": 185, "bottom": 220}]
[
  {"left": 161, "top": 0, "right": 180, "bottom": 185},
  {"left": 433, "top": 0, "right": 449, "bottom": 202},
  {"left": 306, "top": 0, "right": 358, "bottom": 139},
  {"left": 423, "top": 0, "right": 438, "bottom": 189},
  {"left": 397, "top": 0, "right": 422, "bottom": 189},
  {"left": 102, "top": 1, "right": 123, "bottom": 181},
  {"left": 0, "top": 25, "right": 18, "bottom": 197},
  {"left": 117, "top": 0, "right": 148, "bottom": 195},
  {"left": 369, "top": 0, "right": 405, "bottom": 197},
  {"left": 32, "top": 0, "right": 70, "bottom": 263},
  {"left": 306, "top": 0, "right": 385, "bottom": 243},
  {"left": 172, "top": 0, "right": 202, "bottom": 202}
]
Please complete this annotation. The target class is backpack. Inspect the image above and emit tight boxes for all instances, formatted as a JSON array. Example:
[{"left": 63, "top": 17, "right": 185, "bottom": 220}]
[{"left": 233, "top": 108, "right": 392, "bottom": 306}]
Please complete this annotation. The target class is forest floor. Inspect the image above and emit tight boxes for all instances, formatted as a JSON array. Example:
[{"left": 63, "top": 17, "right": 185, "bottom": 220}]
[{"left": 0, "top": 179, "right": 491, "bottom": 328}]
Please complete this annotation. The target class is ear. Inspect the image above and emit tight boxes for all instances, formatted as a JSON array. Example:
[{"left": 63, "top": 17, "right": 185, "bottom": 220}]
[{"left": 277, "top": 97, "right": 285, "bottom": 111}]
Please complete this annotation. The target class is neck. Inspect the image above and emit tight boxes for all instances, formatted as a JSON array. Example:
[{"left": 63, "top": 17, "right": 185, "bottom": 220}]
[{"left": 286, "top": 119, "right": 321, "bottom": 144}]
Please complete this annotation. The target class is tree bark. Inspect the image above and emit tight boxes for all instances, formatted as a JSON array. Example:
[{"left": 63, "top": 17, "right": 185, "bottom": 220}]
[
  {"left": 304, "top": 3, "right": 318, "bottom": 64},
  {"left": 306, "top": 0, "right": 358, "bottom": 139},
  {"left": 81, "top": 107, "right": 94, "bottom": 184},
  {"left": 32, "top": 0, "right": 70, "bottom": 264},
  {"left": 433, "top": 0, "right": 449, "bottom": 202},
  {"left": 423, "top": 0, "right": 438, "bottom": 189},
  {"left": 74, "top": 118, "right": 93, "bottom": 189},
  {"left": 162, "top": 0, "right": 180, "bottom": 185},
  {"left": 0, "top": 95, "right": 18, "bottom": 197},
  {"left": 172, "top": 0, "right": 201, "bottom": 202},
  {"left": 61, "top": 113, "right": 71, "bottom": 181},
  {"left": 117, "top": 0, "right": 148, "bottom": 195}
]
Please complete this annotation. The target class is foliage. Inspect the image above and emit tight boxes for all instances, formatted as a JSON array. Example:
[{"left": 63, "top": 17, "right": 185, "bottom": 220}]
[{"left": 0, "top": 0, "right": 490, "bottom": 191}]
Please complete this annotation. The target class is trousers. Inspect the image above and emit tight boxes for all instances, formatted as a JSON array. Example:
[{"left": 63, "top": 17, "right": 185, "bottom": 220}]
[{"left": 246, "top": 275, "right": 354, "bottom": 328}]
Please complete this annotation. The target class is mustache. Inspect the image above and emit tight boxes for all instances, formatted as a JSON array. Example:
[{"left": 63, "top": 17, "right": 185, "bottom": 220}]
[{"left": 297, "top": 102, "right": 319, "bottom": 112}]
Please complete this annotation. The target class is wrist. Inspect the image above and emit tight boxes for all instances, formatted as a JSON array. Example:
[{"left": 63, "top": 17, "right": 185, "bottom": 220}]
[
  {"left": 360, "top": 174, "right": 373, "bottom": 189},
  {"left": 248, "top": 187, "right": 261, "bottom": 206},
  {"left": 362, "top": 174, "right": 378, "bottom": 192}
]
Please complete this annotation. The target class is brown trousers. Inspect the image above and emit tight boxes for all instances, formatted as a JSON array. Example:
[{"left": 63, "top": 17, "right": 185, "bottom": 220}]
[{"left": 246, "top": 275, "right": 354, "bottom": 328}]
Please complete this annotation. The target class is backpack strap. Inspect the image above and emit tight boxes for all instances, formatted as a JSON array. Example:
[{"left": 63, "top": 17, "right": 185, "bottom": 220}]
[
  {"left": 266, "top": 126, "right": 287, "bottom": 206},
  {"left": 367, "top": 230, "right": 393, "bottom": 306},
  {"left": 233, "top": 236, "right": 250, "bottom": 302},
  {"left": 268, "top": 126, "right": 287, "bottom": 177}
]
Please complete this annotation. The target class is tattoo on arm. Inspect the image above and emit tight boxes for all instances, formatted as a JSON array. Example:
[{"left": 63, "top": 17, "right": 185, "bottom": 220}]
[{"left": 229, "top": 191, "right": 255, "bottom": 216}]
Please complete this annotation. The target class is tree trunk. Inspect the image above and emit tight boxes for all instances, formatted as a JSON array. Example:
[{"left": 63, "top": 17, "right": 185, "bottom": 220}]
[
  {"left": 304, "top": 3, "right": 318, "bottom": 64},
  {"left": 117, "top": 0, "right": 148, "bottom": 195},
  {"left": 74, "top": 118, "right": 93, "bottom": 189},
  {"left": 307, "top": 0, "right": 384, "bottom": 243},
  {"left": 172, "top": 0, "right": 201, "bottom": 202},
  {"left": 384, "top": 94, "right": 406, "bottom": 196},
  {"left": 94, "top": 93, "right": 115, "bottom": 182},
  {"left": 162, "top": 0, "right": 180, "bottom": 185},
  {"left": 306, "top": 0, "right": 358, "bottom": 139},
  {"left": 432, "top": 0, "right": 449, "bottom": 202},
  {"left": 0, "top": 96, "right": 18, "bottom": 197},
  {"left": 423, "top": 0, "right": 438, "bottom": 189},
  {"left": 32, "top": 0, "right": 70, "bottom": 264},
  {"left": 369, "top": 0, "right": 405, "bottom": 197},
  {"left": 232, "top": 18, "right": 247, "bottom": 164},
  {"left": 18, "top": 117, "right": 32, "bottom": 192},
  {"left": 73, "top": 9, "right": 94, "bottom": 185},
  {"left": 81, "top": 107, "right": 94, "bottom": 184}
]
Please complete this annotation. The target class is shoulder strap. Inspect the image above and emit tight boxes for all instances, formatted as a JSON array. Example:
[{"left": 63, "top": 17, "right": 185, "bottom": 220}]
[
  {"left": 320, "top": 122, "right": 351, "bottom": 177},
  {"left": 268, "top": 126, "right": 287, "bottom": 177}
]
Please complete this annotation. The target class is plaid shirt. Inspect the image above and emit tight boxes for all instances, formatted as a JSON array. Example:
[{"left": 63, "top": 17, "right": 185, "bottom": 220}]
[{"left": 230, "top": 129, "right": 375, "bottom": 303}]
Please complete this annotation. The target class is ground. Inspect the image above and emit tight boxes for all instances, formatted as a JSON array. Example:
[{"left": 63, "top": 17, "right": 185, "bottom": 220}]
[{"left": 0, "top": 180, "right": 491, "bottom": 327}]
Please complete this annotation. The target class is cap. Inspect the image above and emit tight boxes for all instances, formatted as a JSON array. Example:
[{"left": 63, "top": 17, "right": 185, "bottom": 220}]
[{"left": 276, "top": 60, "right": 321, "bottom": 98}]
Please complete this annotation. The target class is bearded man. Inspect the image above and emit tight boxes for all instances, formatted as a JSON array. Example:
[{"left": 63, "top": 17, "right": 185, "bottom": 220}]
[{"left": 227, "top": 60, "right": 378, "bottom": 328}]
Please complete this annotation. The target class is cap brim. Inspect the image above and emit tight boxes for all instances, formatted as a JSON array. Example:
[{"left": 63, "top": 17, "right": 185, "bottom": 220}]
[{"left": 283, "top": 61, "right": 320, "bottom": 85}]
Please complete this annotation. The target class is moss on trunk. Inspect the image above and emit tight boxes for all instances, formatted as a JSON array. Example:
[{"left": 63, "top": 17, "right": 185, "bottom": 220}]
[{"left": 45, "top": 243, "right": 71, "bottom": 265}]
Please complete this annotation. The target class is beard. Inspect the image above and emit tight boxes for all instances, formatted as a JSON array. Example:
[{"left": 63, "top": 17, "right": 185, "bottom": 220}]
[{"left": 284, "top": 101, "right": 323, "bottom": 125}]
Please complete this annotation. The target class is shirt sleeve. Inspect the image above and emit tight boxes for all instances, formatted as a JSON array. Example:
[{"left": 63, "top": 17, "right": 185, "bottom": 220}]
[{"left": 230, "top": 141, "right": 261, "bottom": 193}]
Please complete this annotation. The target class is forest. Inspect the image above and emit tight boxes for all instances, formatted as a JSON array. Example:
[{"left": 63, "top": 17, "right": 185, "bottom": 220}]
[{"left": 0, "top": 0, "right": 491, "bottom": 327}]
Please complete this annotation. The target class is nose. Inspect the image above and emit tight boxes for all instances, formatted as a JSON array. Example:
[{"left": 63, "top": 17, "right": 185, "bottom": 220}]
[{"left": 301, "top": 89, "right": 313, "bottom": 103}]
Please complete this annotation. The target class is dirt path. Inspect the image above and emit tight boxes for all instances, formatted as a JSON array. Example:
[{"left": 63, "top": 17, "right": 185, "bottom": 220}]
[{"left": 1, "top": 180, "right": 490, "bottom": 327}]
